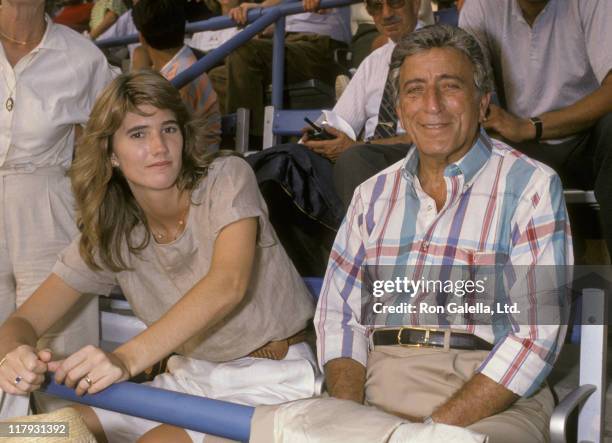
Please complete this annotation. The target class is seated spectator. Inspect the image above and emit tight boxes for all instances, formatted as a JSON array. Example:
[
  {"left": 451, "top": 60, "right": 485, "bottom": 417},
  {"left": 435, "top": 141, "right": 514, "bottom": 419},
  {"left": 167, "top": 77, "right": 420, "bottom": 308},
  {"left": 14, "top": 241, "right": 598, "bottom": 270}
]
[
  {"left": 96, "top": 0, "right": 139, "bottom": 58},
  {"left": 133, "top": 0, "right": 222, "bottom": 150},
  {"left": 316, "top": 25, "right": 572, "bottom": 443},
  {"left": 303, "top": 0, "right": 421, "bottom": 208},
  {"left": 0, "top": 71, "right": 318, "bottom": 442},
  {"left": 350, "top": 0, "right": 433, "bottom": 68},
  {"left": 244, "top": 0, "right": 420, "bottom": 276},
  {"left": 209, "top": 0, "right": 351, "bottom": 144},
  {"left": 89, "top": 0, "right": 127, "bottom": 40},
  {"left": 53, "top": 0, "right": 94, "bottom": 33},
  {"left": 460, "top": 0, "right": 612, "bottom": 259}
]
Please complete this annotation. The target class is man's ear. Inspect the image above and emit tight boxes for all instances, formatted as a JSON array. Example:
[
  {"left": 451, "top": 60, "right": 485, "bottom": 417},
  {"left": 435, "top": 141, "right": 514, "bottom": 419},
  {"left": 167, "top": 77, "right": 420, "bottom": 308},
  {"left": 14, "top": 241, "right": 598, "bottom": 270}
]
[{"left": 479, "top": 92, "right": 491, "bottom": 123}]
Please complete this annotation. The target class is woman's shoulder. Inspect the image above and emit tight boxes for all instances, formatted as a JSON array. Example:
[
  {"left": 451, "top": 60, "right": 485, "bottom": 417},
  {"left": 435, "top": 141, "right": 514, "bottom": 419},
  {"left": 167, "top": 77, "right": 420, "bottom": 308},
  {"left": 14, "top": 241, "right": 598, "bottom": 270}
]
[{"left": 47, "top": 21, "right": 110, "bottom": 64}]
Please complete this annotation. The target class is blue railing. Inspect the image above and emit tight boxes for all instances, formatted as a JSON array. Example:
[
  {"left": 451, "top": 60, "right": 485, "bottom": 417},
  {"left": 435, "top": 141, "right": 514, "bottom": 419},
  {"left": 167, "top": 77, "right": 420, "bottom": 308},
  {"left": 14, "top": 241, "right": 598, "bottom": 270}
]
[
  {"left": 40, "top": 377, "right": 254, "bottom": 441},
  {"left": 96, "top": 0, "right": 360, "bottom": 141}
]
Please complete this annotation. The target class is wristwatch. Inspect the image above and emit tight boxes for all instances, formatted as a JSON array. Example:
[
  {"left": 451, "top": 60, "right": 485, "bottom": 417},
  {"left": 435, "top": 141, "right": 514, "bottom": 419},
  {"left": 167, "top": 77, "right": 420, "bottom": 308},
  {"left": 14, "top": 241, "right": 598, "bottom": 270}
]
[
  {"left": 529, "top": 117, "right": 543, "bottom": 142},
  {"left": 423, "top": 415, "right": 435, "bottom": 425}
]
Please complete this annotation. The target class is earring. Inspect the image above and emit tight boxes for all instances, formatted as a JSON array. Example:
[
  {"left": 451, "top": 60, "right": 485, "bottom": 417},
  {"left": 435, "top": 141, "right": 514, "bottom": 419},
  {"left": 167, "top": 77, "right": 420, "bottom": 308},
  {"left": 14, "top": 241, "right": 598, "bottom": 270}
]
[{"left": 110, "top": 155, "right": 119, "bottom": 167}]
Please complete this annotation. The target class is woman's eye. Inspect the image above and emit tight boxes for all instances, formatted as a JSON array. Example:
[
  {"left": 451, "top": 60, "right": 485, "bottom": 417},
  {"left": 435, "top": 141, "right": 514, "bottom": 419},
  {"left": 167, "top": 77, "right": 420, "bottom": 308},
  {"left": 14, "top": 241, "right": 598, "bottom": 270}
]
[
  {"left": 130, "top": 131, "right": 144, "bottom": 139},
  {"left": 163, "top": 126, "right": 179, "bottom": 134}
]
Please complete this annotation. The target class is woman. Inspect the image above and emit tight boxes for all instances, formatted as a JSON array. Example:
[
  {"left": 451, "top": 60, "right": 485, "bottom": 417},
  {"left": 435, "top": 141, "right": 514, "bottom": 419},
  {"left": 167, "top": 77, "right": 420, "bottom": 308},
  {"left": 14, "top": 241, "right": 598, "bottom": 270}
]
[
  {"left": 0, "top": 0, "right": 116, "bottom": 417},
  {"left": 0, "top": 70, "right": 317, "bottom": 443}
]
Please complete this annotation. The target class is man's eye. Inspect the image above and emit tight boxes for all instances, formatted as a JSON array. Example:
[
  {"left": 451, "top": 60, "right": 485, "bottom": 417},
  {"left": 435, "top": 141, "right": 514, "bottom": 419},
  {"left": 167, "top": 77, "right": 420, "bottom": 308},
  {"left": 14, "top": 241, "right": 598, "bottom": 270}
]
[
  {"left": 442, "top": 83, "right": 461, "bottom": 90},
  {"left": 406, "top": 87, "right": 424, "bottom": 95}
]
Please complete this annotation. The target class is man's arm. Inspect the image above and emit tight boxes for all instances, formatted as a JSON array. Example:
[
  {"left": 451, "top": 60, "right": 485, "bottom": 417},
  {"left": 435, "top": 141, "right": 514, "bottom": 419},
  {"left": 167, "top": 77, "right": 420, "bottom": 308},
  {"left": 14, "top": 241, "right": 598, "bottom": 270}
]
[
  {"left": 303, "top": 127, "right": 412, "bottom": 161},
  {"left": 324, "top": 358, "right": 366, "bottom": 403},
  {"left": 429, "top": 374, "right": 517, "bottom": 426},
  {"left": 89, "top": 10, "right": 120, "bottom": 40},
  {"left": 484, "top": 73, "right": 612, "bottom": 142}
]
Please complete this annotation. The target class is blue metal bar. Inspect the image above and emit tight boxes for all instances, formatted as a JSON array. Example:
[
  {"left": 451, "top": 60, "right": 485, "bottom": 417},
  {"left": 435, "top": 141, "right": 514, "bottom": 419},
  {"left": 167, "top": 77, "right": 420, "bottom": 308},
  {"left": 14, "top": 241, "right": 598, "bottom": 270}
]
[
  {"left": 171, "top": 8, "right": 282, "bottom": 90},
  {"left": 40, "top": 377, "right": 254, "bottom": 441},
  {"left": 96, "top": 9, "right": 269, "bottom": 49},
  {"left": 270, "top": 16, "right": 286, "bottom": 145}
]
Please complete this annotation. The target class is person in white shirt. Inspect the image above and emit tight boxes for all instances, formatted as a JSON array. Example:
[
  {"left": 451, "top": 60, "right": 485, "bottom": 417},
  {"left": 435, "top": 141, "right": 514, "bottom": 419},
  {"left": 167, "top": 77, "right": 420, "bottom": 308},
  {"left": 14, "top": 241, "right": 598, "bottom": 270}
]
[
  {"left": 302, "top": 0, "right": 420, "bottom": 207},
  {"left": 0, "top": 0, "right": 116, "bottom": 418}
]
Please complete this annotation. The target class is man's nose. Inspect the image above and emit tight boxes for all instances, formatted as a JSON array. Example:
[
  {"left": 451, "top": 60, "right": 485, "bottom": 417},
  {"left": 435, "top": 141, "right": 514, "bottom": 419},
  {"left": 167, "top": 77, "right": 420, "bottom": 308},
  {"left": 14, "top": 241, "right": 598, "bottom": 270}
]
[
  {"left": 382, "top": 1, "right": 394, "bottom": 19},
  {"left": 423, "top": 87, "right": 443, "bottom": 113}
]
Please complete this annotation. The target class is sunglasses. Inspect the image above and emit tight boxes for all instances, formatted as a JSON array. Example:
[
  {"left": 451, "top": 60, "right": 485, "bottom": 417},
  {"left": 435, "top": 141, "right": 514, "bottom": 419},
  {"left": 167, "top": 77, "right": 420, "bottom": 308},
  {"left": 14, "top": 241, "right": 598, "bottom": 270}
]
[{"left": 365, "top": 0, "right": 406, "bottom": 15}]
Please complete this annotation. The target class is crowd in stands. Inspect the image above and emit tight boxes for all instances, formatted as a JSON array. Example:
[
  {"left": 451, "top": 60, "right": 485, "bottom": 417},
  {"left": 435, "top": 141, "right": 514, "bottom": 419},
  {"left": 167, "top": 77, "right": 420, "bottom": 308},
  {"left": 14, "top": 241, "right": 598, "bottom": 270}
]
[{"left": 0, "top": 0, "right": 610, "bottom": 442}]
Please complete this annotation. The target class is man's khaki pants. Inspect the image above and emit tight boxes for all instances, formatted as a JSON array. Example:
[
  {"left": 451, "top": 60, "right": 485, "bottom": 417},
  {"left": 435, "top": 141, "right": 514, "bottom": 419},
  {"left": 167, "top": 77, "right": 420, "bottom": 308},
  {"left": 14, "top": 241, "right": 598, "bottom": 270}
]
[{"left": 366, "top": 345, "right": 554, "bottom": 443}]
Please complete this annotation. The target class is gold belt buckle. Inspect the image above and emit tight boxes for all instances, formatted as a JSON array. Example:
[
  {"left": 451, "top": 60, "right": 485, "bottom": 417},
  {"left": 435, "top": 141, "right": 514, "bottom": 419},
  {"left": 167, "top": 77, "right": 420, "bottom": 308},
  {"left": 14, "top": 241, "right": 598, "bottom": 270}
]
[{"left": 397, "top": 327, "right": 451, "bottom": 350}]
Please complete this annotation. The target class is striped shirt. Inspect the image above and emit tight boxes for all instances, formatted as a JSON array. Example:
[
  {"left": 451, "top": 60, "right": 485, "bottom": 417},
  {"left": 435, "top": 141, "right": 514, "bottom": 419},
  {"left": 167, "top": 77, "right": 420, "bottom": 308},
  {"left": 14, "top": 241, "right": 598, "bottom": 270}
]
[
  {"left": 315, "top": 131, "right": 573, "bottom": 397},
  {"left": 161, "top": 45, "right": 221, "bottom": 151}
]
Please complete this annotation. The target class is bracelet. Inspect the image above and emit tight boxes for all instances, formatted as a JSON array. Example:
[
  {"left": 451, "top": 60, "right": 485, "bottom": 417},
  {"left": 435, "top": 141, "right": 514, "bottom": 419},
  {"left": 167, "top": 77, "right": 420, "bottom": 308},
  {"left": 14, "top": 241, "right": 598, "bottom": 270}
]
[{"left": 529, "top": 117, "right": 543, "bottom": 142}]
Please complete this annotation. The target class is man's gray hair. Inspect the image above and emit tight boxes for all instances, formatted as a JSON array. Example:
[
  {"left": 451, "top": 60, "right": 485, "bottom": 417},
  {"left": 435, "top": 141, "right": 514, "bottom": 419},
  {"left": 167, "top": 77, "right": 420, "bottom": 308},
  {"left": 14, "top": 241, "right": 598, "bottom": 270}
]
[{"left": 390, "top": 24, "right": 494, "bottom": 102}]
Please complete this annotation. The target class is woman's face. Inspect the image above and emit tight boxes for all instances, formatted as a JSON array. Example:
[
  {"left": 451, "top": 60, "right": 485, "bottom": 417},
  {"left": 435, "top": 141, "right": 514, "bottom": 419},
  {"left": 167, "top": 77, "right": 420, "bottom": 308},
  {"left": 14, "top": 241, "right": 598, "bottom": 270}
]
[{"left": 111, "top": 105, "right": 184, "bottom": 197}]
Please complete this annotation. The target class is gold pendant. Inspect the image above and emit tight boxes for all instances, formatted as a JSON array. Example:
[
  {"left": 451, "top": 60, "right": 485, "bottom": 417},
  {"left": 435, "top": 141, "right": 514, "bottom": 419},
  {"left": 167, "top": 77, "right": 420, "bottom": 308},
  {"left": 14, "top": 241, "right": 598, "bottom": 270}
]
[{"left": 6, "top": 97, "right": 13, "bottom": 112}]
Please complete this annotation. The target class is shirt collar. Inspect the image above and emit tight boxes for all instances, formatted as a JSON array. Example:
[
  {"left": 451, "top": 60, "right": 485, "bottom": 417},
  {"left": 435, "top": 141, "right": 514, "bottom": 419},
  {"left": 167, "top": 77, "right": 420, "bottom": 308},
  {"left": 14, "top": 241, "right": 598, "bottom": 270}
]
[
  {"left": 511, "top": 0, "right": 556, "bottom": 26},
  {"left": 37, "top": 16, "right": 68, "bottom": 51},
  {"left": 401, "top": 128, "right": 493, "bottom": 185},
  {"left": 160, "top": 45, "right": 194, "bottom": 76}
]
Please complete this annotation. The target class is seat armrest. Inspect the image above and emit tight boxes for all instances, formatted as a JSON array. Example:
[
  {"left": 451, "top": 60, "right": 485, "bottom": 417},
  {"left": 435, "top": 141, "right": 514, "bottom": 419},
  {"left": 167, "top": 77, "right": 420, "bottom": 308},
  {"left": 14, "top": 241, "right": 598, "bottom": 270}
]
[{"left": 549, "top": 384, "right": 596, "bottom": 443}]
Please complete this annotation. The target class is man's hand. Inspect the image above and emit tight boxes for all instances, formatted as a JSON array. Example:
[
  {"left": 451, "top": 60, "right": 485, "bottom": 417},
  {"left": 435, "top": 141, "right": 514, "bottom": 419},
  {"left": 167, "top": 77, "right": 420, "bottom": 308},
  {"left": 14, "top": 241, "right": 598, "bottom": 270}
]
[
  {"left": 228, "top": 2, "right": 259, "bottom": 25},
  {"left": 483, "top": 104, "right": 535, "bottom": 143},
  {"left": 324, "top": 358, "right": 366, "bottom": 403},
  {"left": 302, "top": 0, "right": 320, "bottom": 12},
  {"left": 303, "top": 126, "right": 356, "bottom": 161},
  {"left": 48, "top": 345, "right": 130, "bottom": 396}
]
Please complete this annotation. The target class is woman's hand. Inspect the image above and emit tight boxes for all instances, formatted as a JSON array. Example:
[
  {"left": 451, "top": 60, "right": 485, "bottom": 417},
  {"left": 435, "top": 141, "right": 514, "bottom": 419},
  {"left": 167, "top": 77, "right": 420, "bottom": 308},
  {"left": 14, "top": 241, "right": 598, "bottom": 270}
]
[
  {"left": 48, "top": 345, "right": 130, "bottom": 396},
  {"left": 228, "top": 3, "right": 259, "bottom": 25},
  {"left": 0, "top": 346, "right": 51, "bottom": 395}
]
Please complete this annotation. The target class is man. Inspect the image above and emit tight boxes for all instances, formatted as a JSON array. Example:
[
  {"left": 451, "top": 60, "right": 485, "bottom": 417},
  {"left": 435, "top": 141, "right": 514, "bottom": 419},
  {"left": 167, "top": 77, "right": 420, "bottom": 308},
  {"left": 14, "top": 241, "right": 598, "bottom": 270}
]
[
  {"left": 459, "top": 0, "right": 612, "bottom": 259},
  {"left": 208, "top": 0, "right": 351, "bottom": 144},
  {"left": 132, "top": 0, "right": 221, "bottom": 150},
  {"left": 303, "top": 0, "right": 420, "bottom": 207},
  {"left": 315, "top": 25, "right": 572, "bottom": 443}
]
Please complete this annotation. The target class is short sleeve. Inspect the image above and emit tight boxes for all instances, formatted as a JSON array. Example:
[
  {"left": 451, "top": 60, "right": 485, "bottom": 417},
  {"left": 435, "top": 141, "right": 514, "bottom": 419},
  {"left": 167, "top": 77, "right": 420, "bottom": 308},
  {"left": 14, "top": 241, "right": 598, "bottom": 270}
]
[
  {"left": 52, "top": 236, "right": 117, "bottom": 296},
  {"left": 579, "top": 0, "right": 612, "bottom": 84},
  {"left": 207, "top": 156, "right": 276, "bottom": 248}
]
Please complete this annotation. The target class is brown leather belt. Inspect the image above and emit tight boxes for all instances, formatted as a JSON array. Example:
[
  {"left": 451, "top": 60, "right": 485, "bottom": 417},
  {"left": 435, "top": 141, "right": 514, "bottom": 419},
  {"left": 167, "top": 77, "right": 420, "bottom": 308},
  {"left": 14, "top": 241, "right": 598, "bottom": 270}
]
[
  {"left": 372, "top": 327, "right": 493, "bottom": 351},
  {"left": 248, "top": 329, "right": 308, "bottom": 360}
]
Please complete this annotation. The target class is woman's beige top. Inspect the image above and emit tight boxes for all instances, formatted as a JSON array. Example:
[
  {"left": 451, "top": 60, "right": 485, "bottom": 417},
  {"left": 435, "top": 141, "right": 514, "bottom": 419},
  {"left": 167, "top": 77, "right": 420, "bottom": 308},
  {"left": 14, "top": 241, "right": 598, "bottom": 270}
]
[{"left": 53, "top": 157, "right": 314, "bottom": 362}]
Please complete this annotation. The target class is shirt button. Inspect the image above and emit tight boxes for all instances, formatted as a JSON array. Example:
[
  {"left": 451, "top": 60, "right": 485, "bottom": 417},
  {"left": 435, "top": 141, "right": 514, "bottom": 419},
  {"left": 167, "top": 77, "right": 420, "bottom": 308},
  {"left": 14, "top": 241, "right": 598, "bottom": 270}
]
[
  {"left": 427, "top": 204, "right": 433, "bottom": 211},
  {"left": 421, "top": 241, "right": 429, "bottom": 252}
]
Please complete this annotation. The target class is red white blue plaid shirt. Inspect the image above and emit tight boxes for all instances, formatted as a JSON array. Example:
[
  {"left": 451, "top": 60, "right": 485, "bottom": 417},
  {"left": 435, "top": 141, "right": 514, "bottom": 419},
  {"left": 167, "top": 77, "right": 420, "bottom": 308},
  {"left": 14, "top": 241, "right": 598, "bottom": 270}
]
[{"left": 315, "top": 131, "right": 573, "bottom": 396}]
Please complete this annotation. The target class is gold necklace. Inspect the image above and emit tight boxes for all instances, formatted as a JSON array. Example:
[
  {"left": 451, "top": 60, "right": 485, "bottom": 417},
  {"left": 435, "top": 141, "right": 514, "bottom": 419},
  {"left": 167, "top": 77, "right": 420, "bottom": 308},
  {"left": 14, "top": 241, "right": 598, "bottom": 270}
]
[
  {"left": 0, "top": 29, "right": 30, "bottom": 46},
  {"left": 151, "top": 205, "right": 190, "bottom": 242}
]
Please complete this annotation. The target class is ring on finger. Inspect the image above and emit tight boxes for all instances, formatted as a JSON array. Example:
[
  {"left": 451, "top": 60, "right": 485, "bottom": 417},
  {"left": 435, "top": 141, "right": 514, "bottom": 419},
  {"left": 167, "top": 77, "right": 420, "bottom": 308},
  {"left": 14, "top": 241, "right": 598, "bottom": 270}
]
[
  {"left": 14, "top": 375, "right": 22, "bottom": 385},
  {"left": 84, "top": 376, "right": 93, "bottom": 387}
]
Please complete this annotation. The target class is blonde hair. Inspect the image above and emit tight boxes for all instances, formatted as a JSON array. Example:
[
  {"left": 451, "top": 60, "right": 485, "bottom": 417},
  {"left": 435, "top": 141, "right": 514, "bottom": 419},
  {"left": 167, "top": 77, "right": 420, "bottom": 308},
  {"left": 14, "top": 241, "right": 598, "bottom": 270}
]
[{"left": 71, "top": 70, "right": 224, "bottom": 272}]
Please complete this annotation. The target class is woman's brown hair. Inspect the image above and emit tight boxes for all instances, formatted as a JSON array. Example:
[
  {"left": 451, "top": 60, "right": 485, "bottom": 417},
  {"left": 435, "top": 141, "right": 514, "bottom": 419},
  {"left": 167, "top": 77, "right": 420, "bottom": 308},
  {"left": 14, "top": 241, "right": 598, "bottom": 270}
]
[{"left": 71, "top": 70, "right": 222, "bottom": 272}]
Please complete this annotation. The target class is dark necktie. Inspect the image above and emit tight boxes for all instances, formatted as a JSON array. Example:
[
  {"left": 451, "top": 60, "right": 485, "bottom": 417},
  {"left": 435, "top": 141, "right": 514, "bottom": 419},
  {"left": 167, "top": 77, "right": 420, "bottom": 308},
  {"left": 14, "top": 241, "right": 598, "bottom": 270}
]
[{"left": 372, "top": 50, "right": 399, "bottom": 140}]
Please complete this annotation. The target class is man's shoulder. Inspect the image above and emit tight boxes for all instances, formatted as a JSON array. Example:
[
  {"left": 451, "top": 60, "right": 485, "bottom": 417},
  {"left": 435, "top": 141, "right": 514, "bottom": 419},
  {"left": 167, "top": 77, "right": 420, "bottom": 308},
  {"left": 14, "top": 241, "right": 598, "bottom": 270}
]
[
  {"left": 489, "top": 138, "right": 559, "bottom": 187},
  {"left": 361, "top": 41, "right": 395, "bottom": 67}
]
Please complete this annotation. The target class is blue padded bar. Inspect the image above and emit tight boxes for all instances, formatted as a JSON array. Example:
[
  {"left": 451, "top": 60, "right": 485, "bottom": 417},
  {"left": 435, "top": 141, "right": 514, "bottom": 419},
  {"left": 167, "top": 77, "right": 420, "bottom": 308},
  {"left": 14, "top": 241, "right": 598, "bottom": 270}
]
[
  {"left": 273, "top": 108, "right": 326, "bottom": 136},
  {"left": 40, "top": 377, "right": 254, "bottom": 441},
  {"left": 96, "top": 9, "right": 269, "bottom": 49}
]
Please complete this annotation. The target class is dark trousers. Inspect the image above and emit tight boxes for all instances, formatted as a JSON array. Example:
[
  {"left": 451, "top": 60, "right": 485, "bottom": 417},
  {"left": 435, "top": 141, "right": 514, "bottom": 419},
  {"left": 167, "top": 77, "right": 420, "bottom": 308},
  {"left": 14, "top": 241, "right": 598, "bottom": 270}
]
[
  {"left": 512, "top": 114, "right": 612, "bottom": 257},
  {"left": 208, "top": 33, "right": 345, "bottom": 136},
  {"left": 333, "top": 143, "right": 413, "bottom": 209}
]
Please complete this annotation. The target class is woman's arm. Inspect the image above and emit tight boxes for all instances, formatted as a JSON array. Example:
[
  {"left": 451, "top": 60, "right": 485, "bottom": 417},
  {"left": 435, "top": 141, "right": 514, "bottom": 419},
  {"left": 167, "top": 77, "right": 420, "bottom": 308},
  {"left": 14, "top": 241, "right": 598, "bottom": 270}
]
[
  {"left": 0, "top": 274, "right": 82, "bottom": 395},
  {"left": 52, "top": 217, "right": 258, "bottom": 395},
  {"left": 89, "top": 10, "right": 119, "bottom": 40},
  {"left": 117, "top": 217, "right": 258, "bottom": 374}
]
